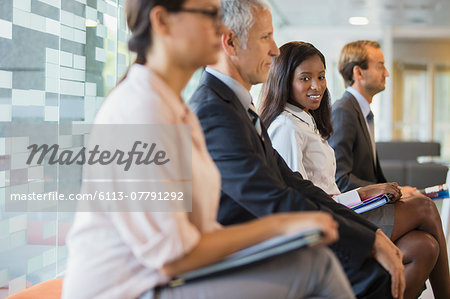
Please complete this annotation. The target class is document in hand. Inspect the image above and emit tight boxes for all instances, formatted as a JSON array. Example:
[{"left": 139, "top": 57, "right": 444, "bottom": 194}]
[
  {"left": 347, "top": 194, "right": 392, "bottom": 214},
  {"left": 169, "top": 229, "right": 323, "bottom": 287}
]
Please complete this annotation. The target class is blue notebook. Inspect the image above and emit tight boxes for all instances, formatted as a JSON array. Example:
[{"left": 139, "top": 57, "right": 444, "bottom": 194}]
[
  {"left": 349, "top": 193, "right": 392, "bottom": 214},
  {"left": 169, "top": 229, "right": 323, "bottom": 287}
]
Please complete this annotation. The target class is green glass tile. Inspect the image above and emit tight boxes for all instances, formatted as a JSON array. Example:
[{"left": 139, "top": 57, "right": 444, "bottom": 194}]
[
  {"left": 0, "top": 188, "right": 5, "bottom": 206},
  {"left": 0, "top": 138, "right": 5, "bottom": 154},
  {"left": 9, "top": 230, "right": 26, "bottom": 249},
  {"left": 0, "top": 172, "right": 5, "bottom": 188},
  {"left": 27, "top": 254, "right": 43, "bottom": 275},
  {"left": 0, "top": 0, "right": 132, "bottom": 281},
  {"left": 59, "top": 212, "right": 75, "bottom": 222},
  {"left": 0, "top": 269, "right": 8, "bottom": 287},
  {"left": 0, "top": 237, "right": 8, "bottom": 253},
  {"left": 43, "top": 221, "right": 56, "bottom": 239},
  {"left": 43, "top": 248, "right": 57, "bottom": 267},
  {"left": 0, "top": 219, "right": 9, "bottom": 239},
  {"left": 57, "top": 246, "right": 68, "bottom": 261},
  {"left": 9, "top": 214, "right": 27, "bottom": 234},
  {"left": 10, "top": 184, "right": 28, "bottom": 195},
  {"left": 40, "top": 270, "right": 55, "bottom": 282},
  {"left": 8, "top": 275, "right": 26, "bottom": 295}
]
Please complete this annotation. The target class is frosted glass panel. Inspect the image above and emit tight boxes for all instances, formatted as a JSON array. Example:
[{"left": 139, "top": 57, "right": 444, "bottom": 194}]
[{"left": 0, "top": 0, "right": 132, "bottom": 296}]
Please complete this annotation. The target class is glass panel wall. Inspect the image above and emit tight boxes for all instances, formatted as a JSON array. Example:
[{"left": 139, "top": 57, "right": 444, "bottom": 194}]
[
  {"left": 393, "top": 61, "right": 450, "bottom": 161},
  {"left": 0, "top": 0, "right": 132, "bottom": 296}
]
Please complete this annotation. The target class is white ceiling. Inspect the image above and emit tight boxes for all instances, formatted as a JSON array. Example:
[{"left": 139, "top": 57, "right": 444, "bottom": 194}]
[{"left": 268, "top": 0, "right": 450, "bottom": 27}]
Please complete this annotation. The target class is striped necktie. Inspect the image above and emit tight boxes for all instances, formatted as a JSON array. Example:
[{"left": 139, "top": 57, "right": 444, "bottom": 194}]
[
  {"left": 248, "top": 104, "right": 263, "bottom": 140},
  {"left": 366, "top": 110, "right": 376, "bottom": 161}
]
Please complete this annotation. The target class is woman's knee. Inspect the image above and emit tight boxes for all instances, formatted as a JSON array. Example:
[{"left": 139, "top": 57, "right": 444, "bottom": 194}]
[
  {"left": 417, "top": 232, "right": 439, "bottom": 265},
  {"left": 424, "top": 232, "right": 439, "bottom": 261},
  {"left": 407, "top": 195, "right": 439, "bottom": 221},
  {"left": 397, "top": 231, "right": 439, "bottom": 265}
]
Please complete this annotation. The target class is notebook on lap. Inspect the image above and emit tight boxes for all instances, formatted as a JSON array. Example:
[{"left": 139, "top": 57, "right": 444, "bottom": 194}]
[
  {"left": 169, "top": 228, "right": 323, "bottom": 287},
  {"left": 347, "top": 193, "right": 393, "bottom": 214}
]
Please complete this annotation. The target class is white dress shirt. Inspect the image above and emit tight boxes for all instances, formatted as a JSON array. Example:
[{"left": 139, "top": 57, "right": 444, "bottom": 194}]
[
  {"left": 205, "top": 67, "right": 252, "bottom": 110},
  {"left": 346, "top": 86, "right": 376, "bottom": 160},
  {"left": 62, "top": 64, "right": 222, "bottom": 299},
  {"left": 268, "top": 103, "right": 360, "bottom": 206},
  {"left": 346, "top": 86, "right": 371, "bottom": 129}
]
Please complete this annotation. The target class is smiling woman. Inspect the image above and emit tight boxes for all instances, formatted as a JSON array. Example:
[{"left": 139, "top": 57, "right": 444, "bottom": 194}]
[
  {"left": 290, "top": 55, "right": 327, "bottom": 113},
  {"left": 260, "top": 41, "right": 333, "bottom": 142},
  {"left": 261, "top": 40, "right": 450, "bottom": 299}
]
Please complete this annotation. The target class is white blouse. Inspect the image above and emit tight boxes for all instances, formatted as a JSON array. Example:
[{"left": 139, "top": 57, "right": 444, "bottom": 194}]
[
  {"left": 62, "top": 64, "right": 221, "bottom": 299},
  {"left": 268, "top": 103, "right": 360, "bottom": 205}
]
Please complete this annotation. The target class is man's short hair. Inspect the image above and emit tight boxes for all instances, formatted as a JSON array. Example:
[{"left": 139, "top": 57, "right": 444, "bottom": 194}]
[
  {"left": 338, "top": 40, "right": 381, "bottom": 87},
  {"left": 221, "top": 0, "right": 269, "bottom": 49}
]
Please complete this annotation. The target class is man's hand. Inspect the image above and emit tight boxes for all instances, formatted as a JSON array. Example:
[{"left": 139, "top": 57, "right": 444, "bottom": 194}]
[
  {"left": 357, "top": 183, "right": 402, "bottom": 203},
  {"left": 372, "top": 230, "right": 405, "bottom": 299},
  {"left": 399, "top": 185, "right": 421, "bottom": 197}
]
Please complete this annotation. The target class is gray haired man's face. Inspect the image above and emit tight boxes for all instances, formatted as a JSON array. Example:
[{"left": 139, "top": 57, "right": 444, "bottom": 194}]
[{"left": 234, "top": 8, "right": 280, "bottom": 87}]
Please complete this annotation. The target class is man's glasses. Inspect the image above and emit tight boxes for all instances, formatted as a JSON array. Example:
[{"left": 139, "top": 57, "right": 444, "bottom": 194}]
[{"left": 176, "top": 7, "right": 223, "bottom": 26}]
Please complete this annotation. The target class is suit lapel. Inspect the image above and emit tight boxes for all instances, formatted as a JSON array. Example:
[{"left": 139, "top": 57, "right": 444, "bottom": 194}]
[
  {"left": 200, "top": 72, "right": 250, "bottom": 120},
  {"left": 345, "top": 92, "right": 377, "bottom": 167},
  {"left": 200, "top": 71, "right": 267, "bottom": 152}
]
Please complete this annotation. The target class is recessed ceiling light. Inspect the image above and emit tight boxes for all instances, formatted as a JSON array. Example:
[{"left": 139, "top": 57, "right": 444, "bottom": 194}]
[{"left": 349, "top": 17, "right": 369, "bottom": 25}]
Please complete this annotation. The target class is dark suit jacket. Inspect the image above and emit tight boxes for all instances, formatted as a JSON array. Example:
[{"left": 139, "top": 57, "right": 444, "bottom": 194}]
[
  {"left": 329, "top": 91, "right": 387, "bottom": 193},
  {"left": 189, "top": 71, "right": 392, "bottom": 298}
]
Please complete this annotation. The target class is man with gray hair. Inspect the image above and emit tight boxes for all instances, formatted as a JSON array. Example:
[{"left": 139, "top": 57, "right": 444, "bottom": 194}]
[{"left": 189, "top": 1, "right": 405, "bottom": 298}]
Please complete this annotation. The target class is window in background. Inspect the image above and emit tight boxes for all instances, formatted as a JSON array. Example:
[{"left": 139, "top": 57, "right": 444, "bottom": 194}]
[
  {"left": 393, "top": 62, "right": 450, "bottom": 162},
  {"left": 434, "top": 66, "right": 450, "bottom": 160},
  {"left": 182, "top": 68, "right": 204, "bottom": 102},
  {"left": 0, "top": 0, "right": 132, "bottom": 296},
  {"left": 393, "top": 64, "right": 430, "bottom": 141},
  {"left": 402, "top": 66, "right": 430, "bottom": 141},
  {"left": 328, "top": 60, "right": 345, "bottom": 104}
]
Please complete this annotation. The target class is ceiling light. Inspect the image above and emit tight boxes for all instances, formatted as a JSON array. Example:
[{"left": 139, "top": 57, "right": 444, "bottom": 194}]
[{"left": 349, "top": 17, "right": 369, "bottom": 25}]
